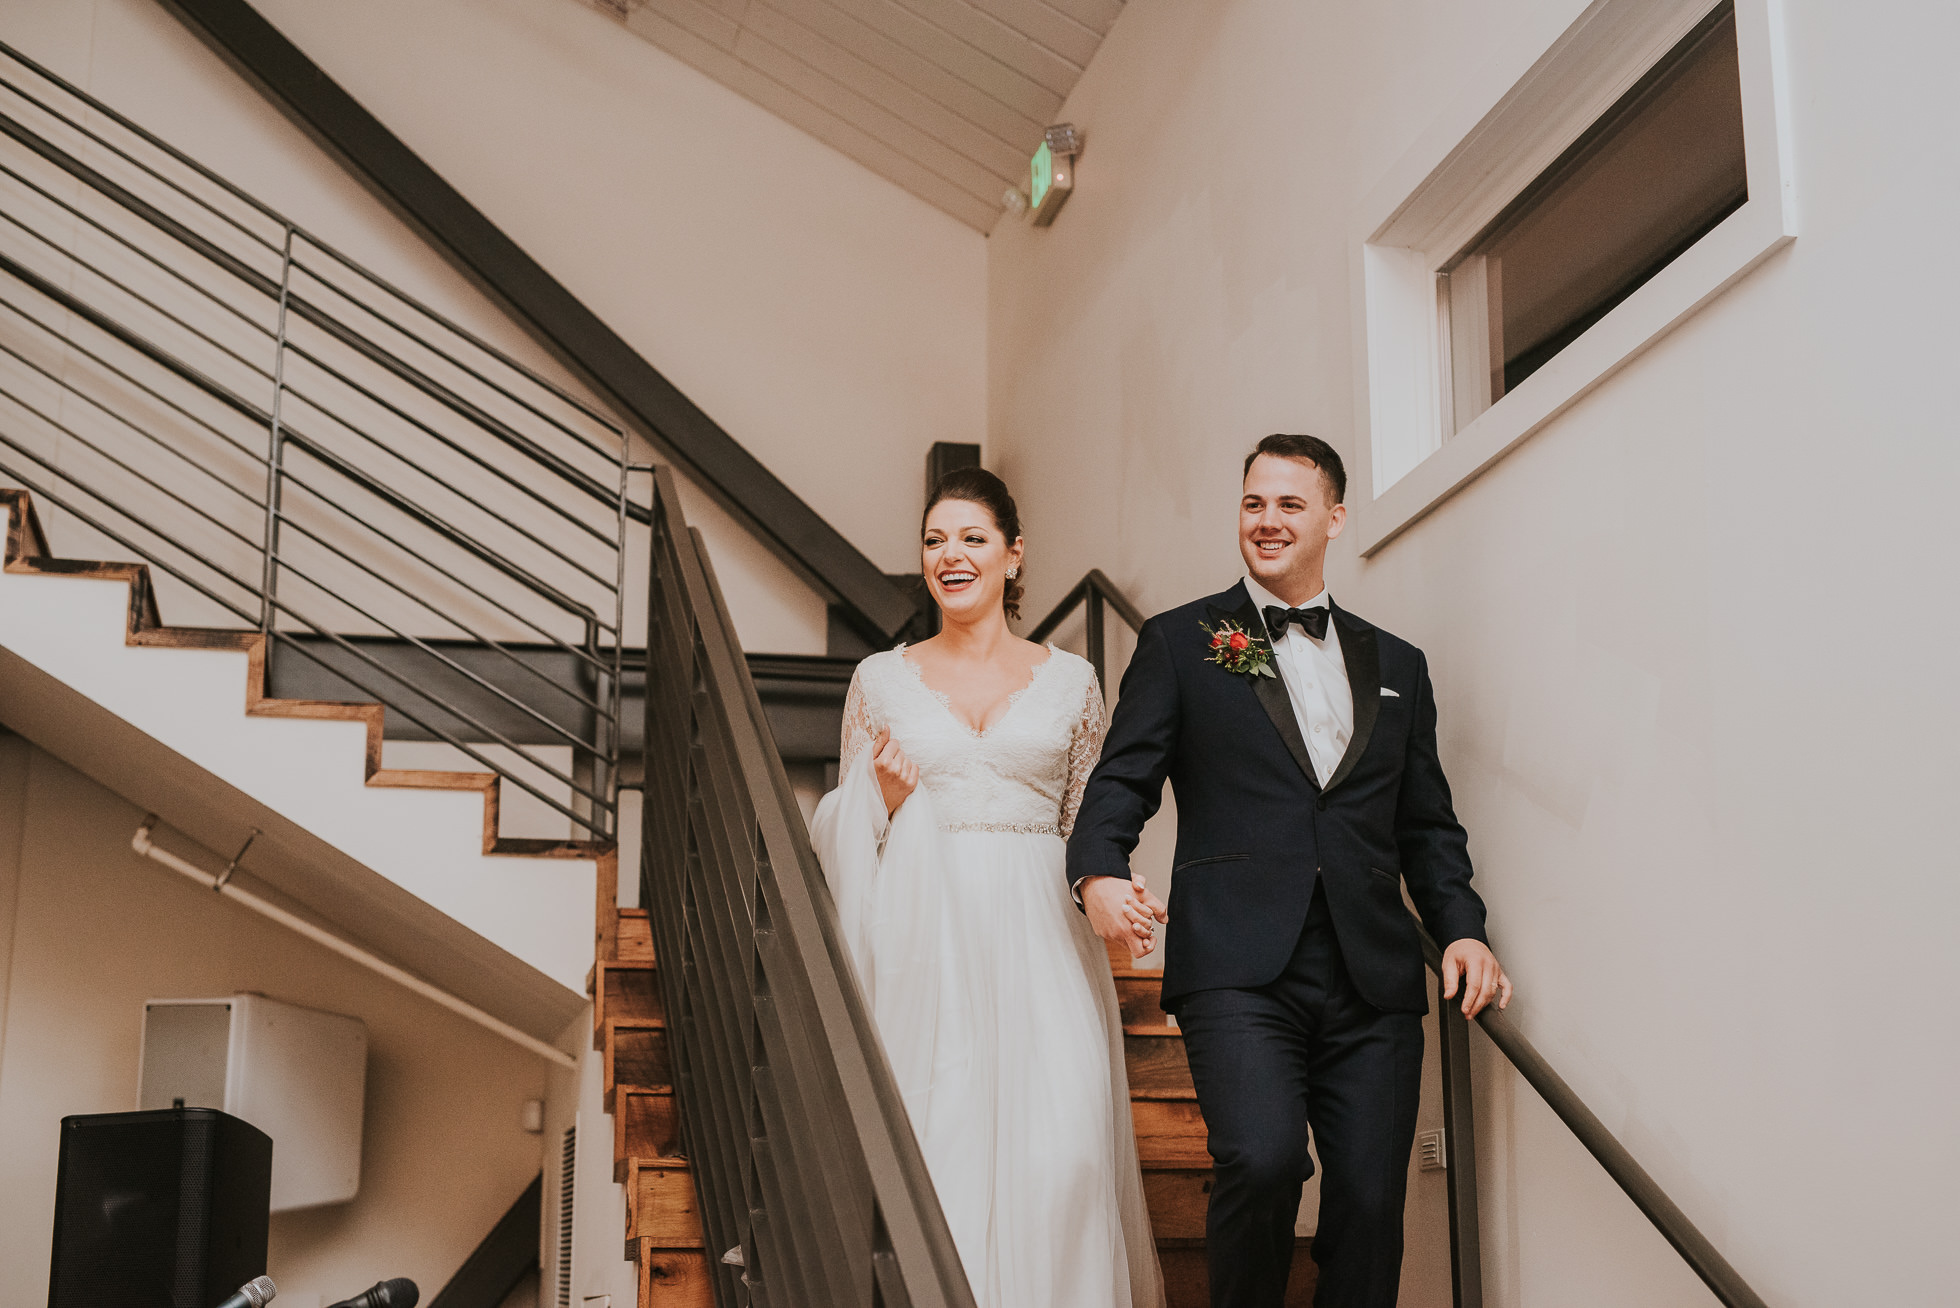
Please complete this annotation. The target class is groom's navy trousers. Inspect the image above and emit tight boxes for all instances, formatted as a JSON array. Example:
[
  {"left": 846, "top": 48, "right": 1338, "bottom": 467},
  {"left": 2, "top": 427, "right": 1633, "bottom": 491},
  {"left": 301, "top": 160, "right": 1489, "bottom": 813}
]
[
  {"left": 1179, "top": 882, "right": 1423, "bottom": 1307},
  {"left": 1068, "top": 582, "right": 1488, "bottom": 1308}
]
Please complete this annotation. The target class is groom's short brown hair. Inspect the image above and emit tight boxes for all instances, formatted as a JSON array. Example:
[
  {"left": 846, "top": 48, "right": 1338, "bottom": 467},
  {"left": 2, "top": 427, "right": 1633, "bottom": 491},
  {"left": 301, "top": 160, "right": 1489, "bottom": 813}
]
[{"left": 1243, "top": 433, "right": 1346, "bottom": 505}]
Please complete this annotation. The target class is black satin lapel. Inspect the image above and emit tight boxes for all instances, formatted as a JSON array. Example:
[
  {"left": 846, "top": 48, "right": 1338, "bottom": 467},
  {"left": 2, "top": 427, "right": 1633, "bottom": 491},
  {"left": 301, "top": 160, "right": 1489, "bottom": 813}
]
[
  {"left": 1323, "top": 609, "right": 1379, "bottom": 794},
  {"left": 1212, "top": 594, "right": 1320, "bottom": 789}
]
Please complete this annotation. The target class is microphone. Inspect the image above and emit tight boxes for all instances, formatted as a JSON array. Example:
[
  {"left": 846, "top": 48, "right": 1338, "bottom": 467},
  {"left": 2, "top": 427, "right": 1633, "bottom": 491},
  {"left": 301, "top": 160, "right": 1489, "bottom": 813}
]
[
  {"left": 213, "top": 1276, "right": 277, "bottom": 1308},
  {"left": 326, "top": 1279, "right": 419, "bottom": 1308}
]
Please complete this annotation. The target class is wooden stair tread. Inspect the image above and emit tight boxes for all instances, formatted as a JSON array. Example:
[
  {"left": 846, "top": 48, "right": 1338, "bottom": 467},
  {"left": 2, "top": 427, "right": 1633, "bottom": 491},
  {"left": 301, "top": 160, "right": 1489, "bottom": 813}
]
[
  {"left": 625, "top": 1157, "right": 705, "bottom": 1251},
  {"left": 3, "top": 490, "right": 614, "bottom": 864},
  {"left": 2, "top": 488, "right": 52, "bottom": 555},
  {"left": 8, "top": 555, "right": 145, "bottom": 582},
  {"left": 616, "top": 908, "right": 655, "bottom": 962},
  {"left": 367, "top": 768, "right": 496, "bottom": 790},
  {"left": 604, "top": 1018, "right": 673, "bottom": 1111},
  {"left": 633, "top": 1243, "right": 715, "bottom": 1308},
  {"left": 594, "top": 960, "right": 664, "bottom": 1049},
  {"left": 614, "top": 1086, "right": 682, "bottom": 1183},
  {"left": 130, "top": 626, "right": 260, "bottom": 650}
]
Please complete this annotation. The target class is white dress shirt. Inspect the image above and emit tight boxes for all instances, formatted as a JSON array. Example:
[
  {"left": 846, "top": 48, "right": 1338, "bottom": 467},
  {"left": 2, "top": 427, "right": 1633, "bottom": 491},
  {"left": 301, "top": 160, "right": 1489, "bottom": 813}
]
[{"left": 1242, "top": 575, "right": 1353, "bottom": 784}]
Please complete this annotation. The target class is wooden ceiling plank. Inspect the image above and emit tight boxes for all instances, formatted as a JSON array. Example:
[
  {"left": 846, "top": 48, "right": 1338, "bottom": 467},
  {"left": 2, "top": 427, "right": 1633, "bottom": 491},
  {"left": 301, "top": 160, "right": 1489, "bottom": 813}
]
[
  {"left": 629, "top": 0, "right": 742, "bottom": 49},
  {"left": 742, "top": 4, "right": 1027, "bottom": 176},
  {"left": 732, "top": 26, "right": 1009, "bottom": 202},
  {"left": 618, "top": 12, "right": 1001, "bottom": 230},
  {"left": 888, "top": 0, "right": 1084, "bottom": 96},
  {"left": 964, "top": 0, "right": 1103, "bottom": 68},
  {"left": 1042, "top": 0, "right": 1124, "bottom": 34},
  {"left": 820, "top": 0, "right": 1064, "bottom": 123},
  {"left": 756, "top": 0, "right": 1046, "bottom": 150}
]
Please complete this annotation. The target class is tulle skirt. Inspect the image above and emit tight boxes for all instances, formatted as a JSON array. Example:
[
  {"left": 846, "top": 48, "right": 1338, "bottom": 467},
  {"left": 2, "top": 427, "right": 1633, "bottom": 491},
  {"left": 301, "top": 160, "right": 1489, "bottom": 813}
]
[{"left": 812, "top": 755, "right": 1164, "bottom": 1308}]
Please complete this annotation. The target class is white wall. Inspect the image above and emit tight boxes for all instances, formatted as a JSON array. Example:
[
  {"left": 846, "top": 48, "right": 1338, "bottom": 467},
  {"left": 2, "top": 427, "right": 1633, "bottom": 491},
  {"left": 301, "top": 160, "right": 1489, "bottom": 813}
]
[
  {"left": 0, "top": 732, "right": 556, "bottom": 1306},
  {"left": 991, "top": 1, "right": 1960, "bottom": 1304},
  {"left": 0, "top": 0, "right": 987, "bottom": 653}
]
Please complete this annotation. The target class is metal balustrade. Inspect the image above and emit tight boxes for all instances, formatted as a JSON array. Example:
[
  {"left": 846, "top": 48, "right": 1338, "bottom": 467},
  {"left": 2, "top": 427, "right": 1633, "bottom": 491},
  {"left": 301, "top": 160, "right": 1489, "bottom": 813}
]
[
  {"left": 0, "top": 40, "right": 628, "bottom": 839},
  {"left": 640, "top": 463, "right": 975, "bottom": 1308}
]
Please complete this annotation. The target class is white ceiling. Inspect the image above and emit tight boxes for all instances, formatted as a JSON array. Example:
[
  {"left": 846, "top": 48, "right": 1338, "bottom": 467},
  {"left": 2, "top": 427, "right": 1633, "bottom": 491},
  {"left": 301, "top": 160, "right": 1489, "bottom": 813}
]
[{"left": 582, "top": 0, "right": 1123, "bottom": 231}]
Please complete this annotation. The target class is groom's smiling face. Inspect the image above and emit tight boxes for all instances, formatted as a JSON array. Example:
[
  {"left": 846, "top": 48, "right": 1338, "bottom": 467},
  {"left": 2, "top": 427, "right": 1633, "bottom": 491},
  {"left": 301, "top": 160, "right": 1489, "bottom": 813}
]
[{"left": 1240, "top": 454, "right": 1346, "bottom": 604}]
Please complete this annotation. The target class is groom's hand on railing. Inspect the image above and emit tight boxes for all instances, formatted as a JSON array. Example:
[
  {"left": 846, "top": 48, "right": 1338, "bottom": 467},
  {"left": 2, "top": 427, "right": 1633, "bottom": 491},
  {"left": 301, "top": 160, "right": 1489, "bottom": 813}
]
[
  {"left": 1084, "top": 874, "right": 1168, "bottom": 960},
  {"left": 1440, "top": 938, "right": 1512, "bottom": 1017},
  {"left": 871, "top": 727, "right": 918, "bottom": 817}
]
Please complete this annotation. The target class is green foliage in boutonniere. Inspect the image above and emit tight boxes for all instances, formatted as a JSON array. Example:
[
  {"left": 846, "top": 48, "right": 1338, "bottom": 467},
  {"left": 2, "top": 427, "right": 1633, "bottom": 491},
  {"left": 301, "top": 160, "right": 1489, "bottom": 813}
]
[{"left": 1199, "top": 617, "right": 1277, "bottom": 678}]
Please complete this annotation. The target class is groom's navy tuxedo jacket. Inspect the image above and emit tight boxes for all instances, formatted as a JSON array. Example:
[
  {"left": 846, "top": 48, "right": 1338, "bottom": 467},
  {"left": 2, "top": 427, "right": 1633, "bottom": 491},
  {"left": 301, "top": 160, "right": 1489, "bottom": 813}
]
[{"left": 1067, "top": 582, "right": 1488, "bottom": 1015}]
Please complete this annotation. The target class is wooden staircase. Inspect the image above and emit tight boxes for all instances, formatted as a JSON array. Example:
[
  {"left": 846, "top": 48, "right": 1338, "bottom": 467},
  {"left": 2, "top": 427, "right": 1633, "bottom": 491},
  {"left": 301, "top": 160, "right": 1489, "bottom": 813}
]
[
  {"left": 591, "top": 863, "right": 714, "bottom": 1306},
  {"left": 585, "top": 901, "right": 1319, "bottom": 1308},
  {"left": 1113, "top": 940, "right": 1317, "bottom": 1308}
]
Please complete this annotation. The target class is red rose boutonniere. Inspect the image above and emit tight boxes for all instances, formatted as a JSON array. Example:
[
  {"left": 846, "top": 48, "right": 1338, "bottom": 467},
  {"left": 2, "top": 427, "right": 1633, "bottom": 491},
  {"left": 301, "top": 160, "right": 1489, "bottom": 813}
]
[{"left": 1200, "top": 618, "right": 1277, "bottom": 678}]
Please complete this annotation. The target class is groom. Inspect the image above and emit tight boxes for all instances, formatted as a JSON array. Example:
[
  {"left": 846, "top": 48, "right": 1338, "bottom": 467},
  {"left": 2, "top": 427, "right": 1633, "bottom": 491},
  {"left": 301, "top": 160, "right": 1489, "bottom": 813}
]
[{"left": 1069, "top": 434, "right": 1510, "bottom": 1308}]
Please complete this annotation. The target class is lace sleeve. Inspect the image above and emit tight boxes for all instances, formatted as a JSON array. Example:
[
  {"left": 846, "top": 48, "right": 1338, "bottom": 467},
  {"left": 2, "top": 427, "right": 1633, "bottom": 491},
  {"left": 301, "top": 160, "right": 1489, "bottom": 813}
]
[
  {"left": 1059, "top": 669, "right": 1109, "bottom": 840},
  {"left": 839, "top": 669, "right": 877, "bottom": 776}
]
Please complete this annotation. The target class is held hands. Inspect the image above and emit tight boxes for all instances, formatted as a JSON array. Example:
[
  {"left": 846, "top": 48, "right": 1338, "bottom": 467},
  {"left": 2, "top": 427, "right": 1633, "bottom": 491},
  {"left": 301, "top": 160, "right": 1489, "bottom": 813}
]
[
  {"left": 1440, "top": 938, "right": 1512, "bottom": 1018},
  {"left": 871, "top": 727, "right": 918, "bottom": 817},
  {"left": 1084, "top": 874, "right": 1171, "bottom": 961}
]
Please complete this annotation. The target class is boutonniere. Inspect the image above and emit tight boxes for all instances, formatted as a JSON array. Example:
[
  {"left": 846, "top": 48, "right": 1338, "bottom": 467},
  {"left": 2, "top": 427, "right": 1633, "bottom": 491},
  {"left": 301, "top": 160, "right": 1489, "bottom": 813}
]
[{"left": 1199, "top": 618, "right": 1277, "bottom": 678}]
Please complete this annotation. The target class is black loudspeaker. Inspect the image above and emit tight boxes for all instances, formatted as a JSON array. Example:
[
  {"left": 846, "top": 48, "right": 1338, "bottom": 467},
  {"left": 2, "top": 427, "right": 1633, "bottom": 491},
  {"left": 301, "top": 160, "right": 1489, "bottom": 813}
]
[{"left": 47, "top": 1107, "right": 273, "bottom": 1308}]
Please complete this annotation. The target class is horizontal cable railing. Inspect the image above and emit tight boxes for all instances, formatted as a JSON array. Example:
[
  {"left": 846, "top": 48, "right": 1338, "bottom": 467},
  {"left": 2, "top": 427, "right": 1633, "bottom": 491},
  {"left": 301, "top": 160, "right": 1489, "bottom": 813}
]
[
  {"left": 0, "top": 40, "right": 628, "bottom": 840},
  {"left": 640, "top": 463, "right": 975, "bottom": 1308}
]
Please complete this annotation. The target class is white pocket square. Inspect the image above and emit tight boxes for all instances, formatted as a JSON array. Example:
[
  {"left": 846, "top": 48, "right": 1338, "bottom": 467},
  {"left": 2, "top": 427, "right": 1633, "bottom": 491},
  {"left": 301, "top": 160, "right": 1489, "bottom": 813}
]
[{"left": 1380, "top": 687, "right": 1400, "bottom": 697}]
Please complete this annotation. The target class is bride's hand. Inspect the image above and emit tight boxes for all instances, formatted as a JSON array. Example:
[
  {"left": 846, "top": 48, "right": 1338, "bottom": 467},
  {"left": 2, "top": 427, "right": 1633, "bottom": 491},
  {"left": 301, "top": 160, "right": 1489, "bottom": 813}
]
[
  {"left": 871, "top": 727, "right": 918, "bottom": 816},
  {"left": 1085, "top": 875, "right": 1160, "bottom": 959},
  {"left": 1115, "top": 874, "right": 1170, "bottom": 959}
]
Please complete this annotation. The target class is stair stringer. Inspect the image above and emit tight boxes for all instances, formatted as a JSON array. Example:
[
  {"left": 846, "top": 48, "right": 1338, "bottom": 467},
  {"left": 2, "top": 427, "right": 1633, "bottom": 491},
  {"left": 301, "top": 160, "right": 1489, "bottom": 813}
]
[{"left": 0, "top": 489, "right": 602, "bottom": 992}]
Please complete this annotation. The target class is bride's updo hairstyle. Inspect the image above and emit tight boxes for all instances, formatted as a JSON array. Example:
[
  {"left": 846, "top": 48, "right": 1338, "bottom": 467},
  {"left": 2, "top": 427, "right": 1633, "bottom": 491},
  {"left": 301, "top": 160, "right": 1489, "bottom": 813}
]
[{"left": 923, "top": 467, "right": 1025, "bottom": 621}]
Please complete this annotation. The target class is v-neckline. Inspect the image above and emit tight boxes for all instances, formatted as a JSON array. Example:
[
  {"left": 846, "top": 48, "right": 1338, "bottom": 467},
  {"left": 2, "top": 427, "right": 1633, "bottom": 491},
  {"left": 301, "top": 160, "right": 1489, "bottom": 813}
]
[{"left": 897, "top": 643, "right": 1058, "bottom": 738}]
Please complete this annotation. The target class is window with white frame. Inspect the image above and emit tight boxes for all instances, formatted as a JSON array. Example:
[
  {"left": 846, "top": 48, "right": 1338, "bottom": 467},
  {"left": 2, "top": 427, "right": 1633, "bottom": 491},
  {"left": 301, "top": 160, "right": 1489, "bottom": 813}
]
[{"left": 1352, "top": 0, "right": 1794, "bottom": 553}]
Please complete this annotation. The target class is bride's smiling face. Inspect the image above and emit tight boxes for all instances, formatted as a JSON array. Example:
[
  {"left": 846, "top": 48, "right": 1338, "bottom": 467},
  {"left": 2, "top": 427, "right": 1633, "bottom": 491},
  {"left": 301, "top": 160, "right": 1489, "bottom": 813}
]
[{"left": 922, "top": 499, "right": 1023, "bottom": 625}]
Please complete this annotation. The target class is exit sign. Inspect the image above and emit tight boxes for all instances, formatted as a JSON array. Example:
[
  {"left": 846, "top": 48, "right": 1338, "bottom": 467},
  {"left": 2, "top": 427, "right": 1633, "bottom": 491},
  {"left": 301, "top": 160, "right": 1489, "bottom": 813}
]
[{"left": 1027, "top": 125, "right": 1079, "bottom": 225}]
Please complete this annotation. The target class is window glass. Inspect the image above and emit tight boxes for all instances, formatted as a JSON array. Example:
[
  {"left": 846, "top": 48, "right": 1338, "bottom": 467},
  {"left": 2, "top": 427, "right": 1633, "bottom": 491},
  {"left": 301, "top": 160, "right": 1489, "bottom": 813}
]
[{"left": 1441, "top": 3, "right": 1746, "bottom": 431}]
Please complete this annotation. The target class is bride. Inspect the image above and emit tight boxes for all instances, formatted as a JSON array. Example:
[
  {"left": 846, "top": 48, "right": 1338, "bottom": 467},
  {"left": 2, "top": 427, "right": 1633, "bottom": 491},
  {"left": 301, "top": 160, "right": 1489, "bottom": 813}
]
[{"left": 812, "top": 467, "right": 1167, "bottom": 1308}]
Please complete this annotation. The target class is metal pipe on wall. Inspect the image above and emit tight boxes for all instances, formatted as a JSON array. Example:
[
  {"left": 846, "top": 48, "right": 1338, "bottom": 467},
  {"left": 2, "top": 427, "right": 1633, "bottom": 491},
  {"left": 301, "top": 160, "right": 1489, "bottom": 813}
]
[{"left": 131, "top": 816, "right": 578, "bottom": 1070}]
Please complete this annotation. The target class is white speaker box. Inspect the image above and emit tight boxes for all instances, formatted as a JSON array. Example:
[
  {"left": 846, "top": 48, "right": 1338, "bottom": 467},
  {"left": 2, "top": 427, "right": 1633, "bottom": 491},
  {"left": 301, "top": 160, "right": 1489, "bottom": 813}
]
[{"left": 138, "top": 993, "right": 367, "bottom": 1212}]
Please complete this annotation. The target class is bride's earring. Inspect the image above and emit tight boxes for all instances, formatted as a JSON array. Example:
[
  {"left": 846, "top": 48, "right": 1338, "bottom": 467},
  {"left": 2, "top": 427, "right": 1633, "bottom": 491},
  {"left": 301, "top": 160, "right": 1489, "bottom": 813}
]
[{"left": 1006, "top": 567, "right": 1019, "bottom": 579}]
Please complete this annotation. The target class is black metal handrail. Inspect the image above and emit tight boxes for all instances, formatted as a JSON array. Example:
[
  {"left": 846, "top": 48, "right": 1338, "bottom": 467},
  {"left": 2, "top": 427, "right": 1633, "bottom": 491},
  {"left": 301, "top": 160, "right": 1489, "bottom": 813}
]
[
  {"left": 1413, "top": 916, "right": 1770, "bottom": 1308},
  {"left": 1026, "top": 568, "right": 1148, "bottom": 688},
  {"left": 639, "top": 463, "right": 975, "bottom": 1308},
  {"left": 0, "top": 40, "right": 627, "bottom": 840}
]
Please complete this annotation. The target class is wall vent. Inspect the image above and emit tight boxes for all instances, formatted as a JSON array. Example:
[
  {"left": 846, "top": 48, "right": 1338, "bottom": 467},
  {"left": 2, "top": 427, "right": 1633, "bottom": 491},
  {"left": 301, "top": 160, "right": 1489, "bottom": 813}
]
[
  {"left": 1418, "top": 1128, "right": 1447, "bottom": 1172},
  {"left": 556, "top": 1124, "right": 577, "bottom": 1307}
]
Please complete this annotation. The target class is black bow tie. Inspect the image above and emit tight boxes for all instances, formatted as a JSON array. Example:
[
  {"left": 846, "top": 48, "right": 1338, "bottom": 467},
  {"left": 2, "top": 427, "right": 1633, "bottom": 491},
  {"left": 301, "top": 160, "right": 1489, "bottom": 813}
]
[{"left": 1264, "top": 605, "right": 1330, "bottom": 641}]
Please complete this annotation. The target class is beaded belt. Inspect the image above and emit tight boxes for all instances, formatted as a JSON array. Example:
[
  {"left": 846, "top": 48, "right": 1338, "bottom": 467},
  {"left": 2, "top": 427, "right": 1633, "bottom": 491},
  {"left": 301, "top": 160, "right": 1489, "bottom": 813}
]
[{"left": 941, "top": 821, "right": 1061, "bottom": 837}]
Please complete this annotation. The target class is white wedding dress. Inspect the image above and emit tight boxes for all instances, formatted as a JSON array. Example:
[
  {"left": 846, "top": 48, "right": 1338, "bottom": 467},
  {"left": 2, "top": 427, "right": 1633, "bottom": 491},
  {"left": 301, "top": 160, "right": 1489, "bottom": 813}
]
[{"left": 811, "top": 645, "right": 1165, "bottom": 1308}]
